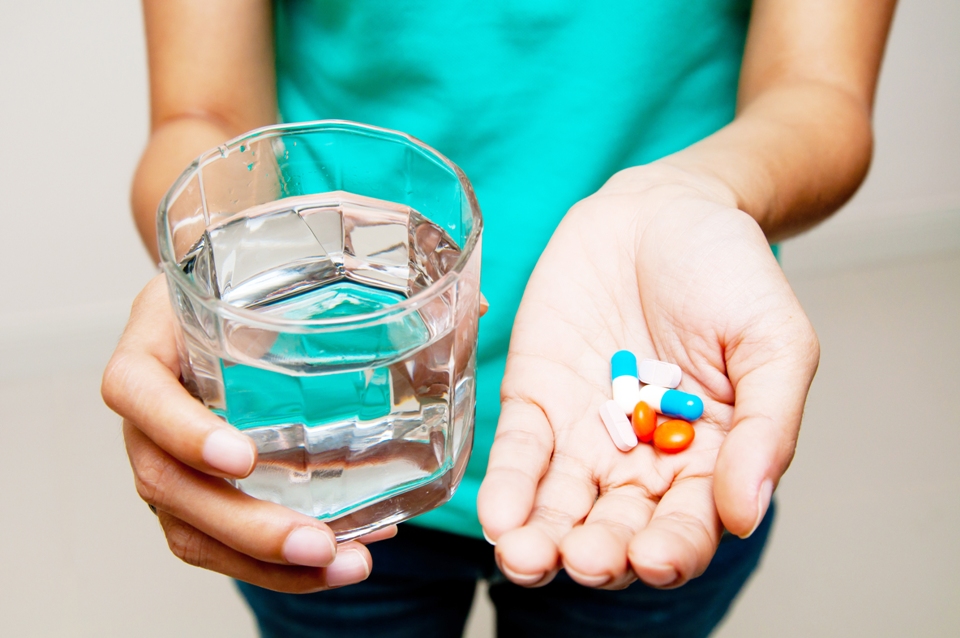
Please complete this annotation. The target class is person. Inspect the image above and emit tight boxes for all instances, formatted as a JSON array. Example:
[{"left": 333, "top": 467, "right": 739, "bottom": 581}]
[{"left": 101, "top": 1, "right": 896, "bottom": 636}]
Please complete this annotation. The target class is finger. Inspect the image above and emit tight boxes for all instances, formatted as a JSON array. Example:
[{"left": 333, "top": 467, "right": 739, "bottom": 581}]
[
  {"left": 627, "top": 475, "right": 722, "bottom": 588},
  {"left": 477, "top": 398, "right": 554, "bottom": 540},
  {"left": 716, "top": 320, "right": 819, "bottom": 537},
  {"left": 125, "top": 421, "right": 339, "bottom": 568},
  {"left": 479, "top": 293, "right": 489, "bottom": 316},
  {"left": 495, "top": 451, "right": 597, "bottom": 586},
  {"left": 560, "top": 484, "right": 658, "bottom": 589},
  {"left": 156, "top": 510, "right": 371, "bottom": 593},
  {"left": 102, "top": 277, "right": 256, "bottom": 478}
]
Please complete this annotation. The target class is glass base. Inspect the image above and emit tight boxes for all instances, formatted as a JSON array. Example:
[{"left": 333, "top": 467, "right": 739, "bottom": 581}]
[{"left": 326, "top": 434, "right": 472, "bottom": 541}]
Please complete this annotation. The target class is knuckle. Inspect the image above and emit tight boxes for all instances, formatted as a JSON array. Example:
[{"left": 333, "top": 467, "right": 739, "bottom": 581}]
[
  {"left": 133, "top": 453, "right": 183, "bottom": 511},
  {"left": 100, "top": 353, "right": 132, "bottom": 411},
  {"left": 164, "top": 519, "right": 211, "bottom": 568},
  {"left": 133, "top": 473, "right": 155, "bottom": 506}
]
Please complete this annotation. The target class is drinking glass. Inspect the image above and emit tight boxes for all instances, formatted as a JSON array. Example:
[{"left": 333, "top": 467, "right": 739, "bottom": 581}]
[{"left": 157, "top": 121, "right": 482, "bottom": 541}]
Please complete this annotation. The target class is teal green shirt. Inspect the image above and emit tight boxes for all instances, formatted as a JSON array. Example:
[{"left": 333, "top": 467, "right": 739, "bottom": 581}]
[{"left": 275, "top": 0, "right": 751, "bottom": 538}]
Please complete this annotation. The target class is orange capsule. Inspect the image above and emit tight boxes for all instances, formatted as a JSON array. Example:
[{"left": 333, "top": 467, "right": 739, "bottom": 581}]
[
  {"left": 653, "top": 420, "right": 695, "bottom": 453},
  {"left": 632, "top": 401, "right": 657, "bottom": 443}
]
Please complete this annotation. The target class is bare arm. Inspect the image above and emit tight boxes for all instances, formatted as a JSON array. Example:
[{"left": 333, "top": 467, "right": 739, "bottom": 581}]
[
  {"left": 660, "top": 0, "right": 897, "bottom": 241},
  {"left": 108, "top": 1, "right": 385, "bottom": 593},
  {"left": 479, "top": 0, "right": 898, "bottom": 590},
  {"left": 132, "top": 0, "right": 276, "bottom": 260}
]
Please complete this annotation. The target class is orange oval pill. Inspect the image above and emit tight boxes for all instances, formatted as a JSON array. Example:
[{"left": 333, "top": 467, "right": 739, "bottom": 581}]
[
  {"left": 653, "top": 420, "right": 695, "bottom": 453},
  {"left": 632, "top": 401, "right": 657, "bottom": 443}
]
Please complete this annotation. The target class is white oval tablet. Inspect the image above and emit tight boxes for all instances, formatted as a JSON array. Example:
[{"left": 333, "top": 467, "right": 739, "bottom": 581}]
[
  {"left": 599, "top": 400, "right": 638, "bottom": 452},
  {"left": 638, "top": 359, "right": 682, "bottom": 389}
]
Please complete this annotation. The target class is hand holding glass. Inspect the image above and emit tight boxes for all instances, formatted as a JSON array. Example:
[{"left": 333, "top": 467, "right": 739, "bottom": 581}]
[{"left": 158, "top": 121, "right": 482, "bottom": 541}]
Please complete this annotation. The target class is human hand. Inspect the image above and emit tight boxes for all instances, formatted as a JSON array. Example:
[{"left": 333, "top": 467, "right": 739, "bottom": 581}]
[
  {"left": 102, "top": 276, "right": 394, "bottom": 593},
  {"left": 477, "top": 164, "right": 819, "bottom": 589}
]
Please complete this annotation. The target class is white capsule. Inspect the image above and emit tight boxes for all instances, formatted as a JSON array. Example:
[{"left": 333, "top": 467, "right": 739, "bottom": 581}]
[
  {"left": 610, "top": 350, "right": 642, "bottom": 415},
  {"left": 638, "top": 359, "right": 683, "bottom": 389},
  {"left": 637, "top": 384, "right": 704, "bottom": 422},
  {"left": 599, "top": 400, "right": 638, "bottom": 451},
  {"left": 612, "top": 375, "right": 642, "bottom": 415}
]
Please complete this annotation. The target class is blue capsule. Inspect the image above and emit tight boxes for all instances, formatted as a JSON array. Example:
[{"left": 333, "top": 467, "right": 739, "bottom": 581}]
[{"left": 638, "top": 384, "right": 703, "bottom": 421}]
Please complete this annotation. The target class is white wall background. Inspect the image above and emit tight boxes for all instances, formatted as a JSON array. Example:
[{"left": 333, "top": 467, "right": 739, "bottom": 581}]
[
  {"left": 0, "top": 0, "right": 156, "bottom": 378},
  {"left": 0, "top": 1, "right": 957, "bottom": 366},
  {"left": 0, "top": 1, "right": 957, "bottom": 637},
  {"left": 0, "top": 0, "right": 156, "bottom": 307},
  {"left": 778, "top": 0, "right": 960, "bottom": 273}
]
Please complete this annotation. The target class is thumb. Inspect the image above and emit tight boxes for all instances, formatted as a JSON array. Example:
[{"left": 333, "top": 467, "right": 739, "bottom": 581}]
[{"left": 714, "top": 320, "right": 820, "bottom": 538}]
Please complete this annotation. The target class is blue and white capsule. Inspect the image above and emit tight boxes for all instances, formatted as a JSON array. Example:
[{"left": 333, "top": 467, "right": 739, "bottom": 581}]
[
  {"left": 637, "top": 384, "right": 704, "bottom": 422},
  {"left": 611, "top": 350, "right": 642, "bottom": 415}
]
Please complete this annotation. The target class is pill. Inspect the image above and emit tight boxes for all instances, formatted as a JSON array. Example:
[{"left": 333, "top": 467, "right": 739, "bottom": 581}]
[
  {"left": 600, "top": 399, "right": 638, "bottom": 451},
  {"left": 653, "top": 420, "right": 695, "bottom": 453},
  {"left": 638, "top": 358, "right": 682, "bottom": 389},
  {"left": 632, "top": 401, "right": 657, "bottom": 443},
  {"left": 611, "top": 350, "right": 642, "bottom": 415},
  {"left": 637, "top": 384, "right": 704, "bottom": 421}
]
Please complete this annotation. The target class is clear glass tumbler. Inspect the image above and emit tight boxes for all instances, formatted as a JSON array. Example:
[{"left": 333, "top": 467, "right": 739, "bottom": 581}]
[{"left": 157, "top": 121, "right": 482, "bottom": 541}]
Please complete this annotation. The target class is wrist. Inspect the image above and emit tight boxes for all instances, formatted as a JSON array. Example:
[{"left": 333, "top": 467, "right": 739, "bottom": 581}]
[
  {"left": 598, "top": 162, "right": 742, "bottom": 213},
  {"left": 577, "top": 162, "right": 765, "bottom": 255}
]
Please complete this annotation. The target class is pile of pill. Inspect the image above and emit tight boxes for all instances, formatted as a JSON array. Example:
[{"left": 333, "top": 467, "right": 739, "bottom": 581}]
[{"left": 600, "top": 350, "right": 704, "bottom": 453}]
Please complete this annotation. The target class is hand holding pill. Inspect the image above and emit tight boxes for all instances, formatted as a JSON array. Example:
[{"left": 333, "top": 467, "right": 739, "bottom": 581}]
[{"left": 477, "top": 169, "right": 820, "bottom": 592}]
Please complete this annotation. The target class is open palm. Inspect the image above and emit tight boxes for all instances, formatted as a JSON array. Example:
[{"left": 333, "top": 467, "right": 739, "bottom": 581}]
[{"left": 477, "top": 167, "right": 819, "bottom": 590}]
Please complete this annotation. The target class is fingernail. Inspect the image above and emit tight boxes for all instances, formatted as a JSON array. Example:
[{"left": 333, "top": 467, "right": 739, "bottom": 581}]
[
  {"left": 565, "top": 566, "right": 610, "bottom": 588},
  {"left": 202, "top": 429, "right": 255, "bottom": 476},
  {"left": 641, "top": 563, "right": 678, "bottom": 588},
  {"left": 479, "top": 293, "right": 489, "bottom": 314},
  {"left": 482, "top": 528, "right": 496, "bottom": 546},
  {"left": 740, "top": 479, "right": 774, "bottom": 539},
  {"left": 325, "top": 549, "right": 371, "bottom": 588},
  {"left": 499, "top": 563, "right": 546, "bottom": 587},
  {"left": 283, "top": 527, "right": 337, "bottom": 567}
]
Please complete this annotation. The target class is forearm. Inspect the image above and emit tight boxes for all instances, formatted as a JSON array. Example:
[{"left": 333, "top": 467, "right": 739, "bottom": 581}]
[
  {"left": 132, "top": 116, "right": 245, "bottom": 261},
  {"left": 662, "top": 79, "right": 873, "bottom": 242},
  {"left": 657, "top": 0, "right": 896, "bottom": 242},
  {"left": 134, "top": 0, "right": 276, "bottom": 261}
]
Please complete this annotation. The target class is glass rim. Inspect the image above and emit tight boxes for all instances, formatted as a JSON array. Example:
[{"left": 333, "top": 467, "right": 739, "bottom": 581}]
[{"left": 157, "top": 120, "right": 483, "bottom": 331}]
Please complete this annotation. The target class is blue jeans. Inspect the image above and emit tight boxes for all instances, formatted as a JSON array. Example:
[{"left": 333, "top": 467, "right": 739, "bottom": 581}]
[{"left": 238, "top": 503, "right": 773, "bottom": 638}]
